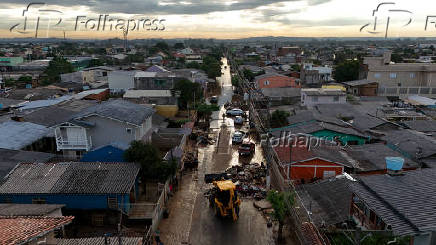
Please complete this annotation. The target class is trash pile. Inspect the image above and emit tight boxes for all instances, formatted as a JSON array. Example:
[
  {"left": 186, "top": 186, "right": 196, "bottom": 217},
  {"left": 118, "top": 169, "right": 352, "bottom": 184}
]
[
  {"left": 225, "top": 163, "right": 267, "bottom": 200},
  {"left": 183, "top": 151, "right": 198, "bottom": 170}
]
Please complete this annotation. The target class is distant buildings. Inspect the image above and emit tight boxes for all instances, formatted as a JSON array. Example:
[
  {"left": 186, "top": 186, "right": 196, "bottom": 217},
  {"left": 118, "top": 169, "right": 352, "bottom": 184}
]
[{"left": 301, "top": 63, "right": 333, "bottom": 85}]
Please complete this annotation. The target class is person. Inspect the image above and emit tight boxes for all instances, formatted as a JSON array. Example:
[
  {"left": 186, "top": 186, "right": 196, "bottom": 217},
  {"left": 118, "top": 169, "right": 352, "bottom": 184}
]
[{"left": 154, "top": 229, "right": 161, "bottom": 244}]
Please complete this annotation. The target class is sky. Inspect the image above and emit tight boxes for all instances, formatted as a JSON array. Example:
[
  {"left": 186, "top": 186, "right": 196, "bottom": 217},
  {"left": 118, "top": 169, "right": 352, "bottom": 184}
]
[{"left": 1, "top": 0, "right": 436, "bottom": 39}]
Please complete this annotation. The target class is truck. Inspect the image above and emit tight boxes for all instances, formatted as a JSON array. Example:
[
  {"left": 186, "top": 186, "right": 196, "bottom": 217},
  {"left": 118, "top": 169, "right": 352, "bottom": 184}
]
[{"left": 205, "top": 174, "right": 241, "bottom": 221}]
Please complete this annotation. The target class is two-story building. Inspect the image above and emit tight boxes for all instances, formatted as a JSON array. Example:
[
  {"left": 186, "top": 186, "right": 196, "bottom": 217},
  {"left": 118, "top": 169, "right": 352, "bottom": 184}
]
[
  {"left": 301, "top": 88, "right": 346, "bottom": 107},
  {"left": 54, "top": 99, "right": 154, "bottom": 157}
]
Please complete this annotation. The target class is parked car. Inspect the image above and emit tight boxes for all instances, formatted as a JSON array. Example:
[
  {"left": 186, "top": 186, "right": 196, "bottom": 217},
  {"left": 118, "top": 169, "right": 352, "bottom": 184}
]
[
  {"left": 232, "top": 131, "right": 245, "bottom": 144},
  {"left": 226, "top": 108, "right": 244, "bottom": 116},
  {"left": 233, "top": 116, "right": 243, "bottom": 125},
  {"left": 238, "top": 141, "right": 255, "bottom": 156},
  {"left": 210, "top": 96, "right": 218, "bottom": 104}
]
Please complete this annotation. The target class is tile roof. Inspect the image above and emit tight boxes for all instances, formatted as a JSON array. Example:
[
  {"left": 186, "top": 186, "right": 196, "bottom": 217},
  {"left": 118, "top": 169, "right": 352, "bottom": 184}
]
[
  {"left": 73, "top": 99, "right": 155, "bottom": 126},
  {"left": 352, "top": 169, "right": 436, "bottom": 236},
  {"left": 271, "top": 121, "right": 367, "bottom": 138},
  {"left": 297, "top": 177, "right": 353, "bottom": 226},
  {"left": 344, "top": 144, "right": 419, "bottom": 172},
  {"left": 0, "top": 204, "right": 64, "bottom": 216},
  {"left": 0, "top": 162, "right": 139, "bottom": 194},
  {"left": 273, "top": 143, "right": 351, "bottom": 167},
  {"left": 0, "top": 216, "right": 73, "bottom": 245},
  {"left": 0, "top": 121, "right": 50, "bottom": 150},
  {"left": 403, "top": 120, "right": 436, "bottom": 133},
  {"left": 57, "top": 237, "right": 142, "bottom": 245}
]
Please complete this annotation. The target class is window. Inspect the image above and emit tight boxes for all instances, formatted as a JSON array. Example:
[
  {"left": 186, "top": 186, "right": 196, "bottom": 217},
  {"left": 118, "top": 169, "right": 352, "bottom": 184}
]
[
  {"left": 107, "top": 197, "right": 118, "bottom": 209},
  {"left": 333, "top": 96, "right": 339, "bottom": 102},
  {"left": 92, "top": 214, "right": 105, "bottom": 226},
  {"left": 264, "top": 80, "right": 270, "bottom": 85},
  {"left": 389, "top": 73, "right": 397, "bottom": 79},
  {"left": 126, "top": 128, "right": 133, "bottom": 134},
  {"left": 312, "top": 96, "right": 318, "bottom": 102},
  {"left": 32, "top": 198, "right": 46, "bottom": 204},
  {"left": 374, "top": 73, "right": 381, "bottom": 78},
  {"left": 102, "top": 71, "right": 108, "bottom": 76},
  {"left": 410, "top": 72, "right": 415, "bottom": 78},
  {"left": 323, "top": 171, "right": 336, "bottom": 179}
]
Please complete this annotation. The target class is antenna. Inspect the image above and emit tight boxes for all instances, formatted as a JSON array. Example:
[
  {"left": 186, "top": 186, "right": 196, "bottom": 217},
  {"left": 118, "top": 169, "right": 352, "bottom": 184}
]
[{"left": 123, "top": 29, "right": 128, "bottom": 54}]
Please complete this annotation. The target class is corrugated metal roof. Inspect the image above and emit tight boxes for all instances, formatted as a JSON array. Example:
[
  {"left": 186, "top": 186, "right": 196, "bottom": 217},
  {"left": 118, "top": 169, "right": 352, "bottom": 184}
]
[
  {"left": 0, "top": 162, "right": 139, "bottom": 194},
  {"left": 0, "top": 121, "right": 49, "bottom": 150},
  {"left": 19, "top": 95, "right": 72, "bottom": 110},
  {"left": 0, "top": 204, "right": 64, "bottom": 216}
]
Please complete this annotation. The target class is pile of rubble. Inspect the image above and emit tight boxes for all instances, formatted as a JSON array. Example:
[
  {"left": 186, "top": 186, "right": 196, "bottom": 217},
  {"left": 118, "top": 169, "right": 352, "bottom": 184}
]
[{"left": 225, "top": 163, "right": 267, "bottom": 200}]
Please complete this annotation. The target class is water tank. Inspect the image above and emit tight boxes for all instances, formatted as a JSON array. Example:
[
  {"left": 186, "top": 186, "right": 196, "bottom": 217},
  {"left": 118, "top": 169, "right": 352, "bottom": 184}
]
[{"left": 386, "top": 157, "right": 404, "bottom": 171}]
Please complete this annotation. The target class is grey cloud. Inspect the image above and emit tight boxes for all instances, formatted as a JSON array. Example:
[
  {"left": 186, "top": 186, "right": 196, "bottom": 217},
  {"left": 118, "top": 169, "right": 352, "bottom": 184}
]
[{"left": 0, "top": 0, "right": 333, "bottom": 15}]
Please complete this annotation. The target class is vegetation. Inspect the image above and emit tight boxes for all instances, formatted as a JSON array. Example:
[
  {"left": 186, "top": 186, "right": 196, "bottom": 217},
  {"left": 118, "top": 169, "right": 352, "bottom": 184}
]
[
  {"left": 231, "top": 75, "right": 241, "bottom": 87},
  {"left": 196, "top": 103, "right": 220, "bottom": 122},
  {"left": 270, "top": 110, "right": 290, "bottom": 128},
  {"left": 173, "top": 78, "right": 204, "bottom": 109},
  {"left": 87, "top": 58, "right": 105, "bottom": 68},
  {"left": 267, "top": 191, "right": 295, "bottom": 242},
  {"left": 186, "top": 61, "right": 201, "bottom": 69},
  {"left": 124, "top": 141, "right": 177, "bottom": 182},
  {"left": 41, "top": 56, "right": 74, "bottom": 85},
  {"left": 200, "top": 55, "right": 222, "bottom": 78},
  {"left": 333, "top": 60, "right": 360, "bottom": 82}
]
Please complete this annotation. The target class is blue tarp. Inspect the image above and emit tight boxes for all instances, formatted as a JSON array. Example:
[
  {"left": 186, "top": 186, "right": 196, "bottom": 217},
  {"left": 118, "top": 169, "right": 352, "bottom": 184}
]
[{"left": 80, "top": 145, "right": 126, "bottom": 162}]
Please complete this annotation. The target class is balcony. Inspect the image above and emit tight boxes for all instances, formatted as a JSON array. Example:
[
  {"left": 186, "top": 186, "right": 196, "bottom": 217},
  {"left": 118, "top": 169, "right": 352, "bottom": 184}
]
[{"left": 54, "top": 126, "right": 92, "bottom": 151}]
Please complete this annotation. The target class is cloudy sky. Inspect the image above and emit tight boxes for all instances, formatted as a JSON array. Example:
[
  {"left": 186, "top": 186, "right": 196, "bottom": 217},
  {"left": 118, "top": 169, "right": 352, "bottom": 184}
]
[{"left": 1, "top": 0, "right": 436, "bottom": 39}]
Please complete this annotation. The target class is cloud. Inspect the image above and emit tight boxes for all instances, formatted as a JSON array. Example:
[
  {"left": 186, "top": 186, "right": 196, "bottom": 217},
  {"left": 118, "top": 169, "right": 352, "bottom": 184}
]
[{"left": 0, "top": 0, "right": 332, "bottom": 15}]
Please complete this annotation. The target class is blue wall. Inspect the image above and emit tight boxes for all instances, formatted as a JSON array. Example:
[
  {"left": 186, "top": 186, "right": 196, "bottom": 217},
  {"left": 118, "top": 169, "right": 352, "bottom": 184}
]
[{"left": 0, "top": 194, "right": 131, "bottom": 213}]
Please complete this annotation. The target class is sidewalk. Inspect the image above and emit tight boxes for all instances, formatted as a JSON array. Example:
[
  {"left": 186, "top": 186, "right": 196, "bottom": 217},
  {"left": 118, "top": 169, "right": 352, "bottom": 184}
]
[{"left": 158, "top": 171, "right": 198, "bottom": 245}]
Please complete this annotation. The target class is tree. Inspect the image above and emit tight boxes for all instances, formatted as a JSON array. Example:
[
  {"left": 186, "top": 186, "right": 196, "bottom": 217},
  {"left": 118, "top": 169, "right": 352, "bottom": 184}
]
[
  {"left": 231, "top": 75, "right": 241, "bottom": 87},
  {"left": 174, "top": 42, "right": 185, "bottom": 49},
  {"left": 267, "top": 191, "right": 295, "bottom": 242},
  {"left": 186, "top": 61, "right": 200, "bottom": 69},
  {"left": 333, "top": 60, "right": 360, "bottom": 82},
  {"left": 174, "top": 79, "right": 203, "bottom": 109},
  {"left": 124, "top": 141, "right": 177, "bottom": 182},
  {"left": 242, "top": 68, "right": 255, "bottom": 81},
  {"left": 18, "top": 76, "right": 32, "bottom": 82},
  {"left": 270, "top": 110, "right": 290, "bottom": 128},
  {"left": 201, "top": 55, "right": 222, "bottom": 79},
  {"left": 154, "top": 42, "right": 169, "bottom": 52},
  {"left": 41, "top": 56, "right": 74, "bottom": 85},
  {"left": 196, "top": 103, "right": 219, "bottom": 122},
  {"left": 88, "top": 58, "right": 104, "bottom": 68}
]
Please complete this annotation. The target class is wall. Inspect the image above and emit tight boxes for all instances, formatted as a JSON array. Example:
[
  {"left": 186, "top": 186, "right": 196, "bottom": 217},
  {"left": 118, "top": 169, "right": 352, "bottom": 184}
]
[
  {"left": 155, "top": 105, "right": 179, "bottom": 117},
  {"left": 0, "top": 193, "right": 131, "bottom": 212},
  {"left": 301, "top": 93, "right": 346, "bottom": 107},
  {"left": 290, "top": 158, "right": 343, "bottom": 184},
  {"left": 108, "top": 72, "right": 135, "bottom": 92},
  {"left": 83, "top": 115, "right": 139, "bottom": 149}
]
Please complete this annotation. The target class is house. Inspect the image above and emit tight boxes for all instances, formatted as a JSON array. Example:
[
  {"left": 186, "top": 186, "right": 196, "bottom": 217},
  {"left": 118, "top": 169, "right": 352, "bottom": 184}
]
[
  {"left": 134, "top": 71, "right": 180, "bottom": 90},
  {"left": 0, "top": 162, "right": 140, "bottom": 214},
  {"left": 0, "top": 148, "right": 54, "bottom": 180},
  {"left": 365, "top": 51, "right": 436, "bottom": 97},
  {"left": 273, "top": 143, "right": 352, "bottom": 184},
  {"left": 277, "top": 47, "right": 302, "bottom": 56},
  {"left": 108, "top": 70, "right": 137, "bottom": 93},
  {"left": 179, "top": 48, "right": 194, "bottom": 55},
  {"left": 343, "top": 79, "right": 379, "bottom": 96},
  {"left": 344, "top": 144, "right": 419, "bottom": 175},
  {"left": 403, "top": 120, "right": 436, "bottom": 134},
  {"left": 54, "top": 99, "right": 154, "bottom": 157},
  {"left": 254, "top": 73, "right": 300, "bottom": 89},
  {"left": 271, "top": 121, "right": 369, "bottom": 146},
  {"left": 301, "top": 63, "right": 333, "bottom": 85},
  {"left": 57, "top": 237, "right": 142, "bottom": 245},
  {"left": 124, "top": 89, "right": 178, "bottom": 117},
  {"left": 301, "top": 88, "right": 346, "bottom": 107},
  {"left": 351, "top": 169, "right": 436, "bottom": 244},
  {"left": 296, "top": 175, "right": 353, "bottom": 228},
  {"left": 0, "top": 216, "right": 74, "bottom": 244},
  {"left": 260, "top": 87, "right": 301, "bottom": 105},
  {"left": 145, "top": 56, "right": 163, "bottom": 65}
]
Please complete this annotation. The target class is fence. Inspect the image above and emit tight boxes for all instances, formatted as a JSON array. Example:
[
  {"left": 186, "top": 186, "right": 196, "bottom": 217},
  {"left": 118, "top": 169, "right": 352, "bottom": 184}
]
[{"left": 228, "top": 51, "right": 329, "bottom": 245}]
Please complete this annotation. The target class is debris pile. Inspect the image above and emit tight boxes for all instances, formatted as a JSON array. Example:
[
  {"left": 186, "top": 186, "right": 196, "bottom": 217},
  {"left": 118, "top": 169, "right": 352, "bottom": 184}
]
[{"left": 225, "top": 163, "right": 267, "bottom": 200}]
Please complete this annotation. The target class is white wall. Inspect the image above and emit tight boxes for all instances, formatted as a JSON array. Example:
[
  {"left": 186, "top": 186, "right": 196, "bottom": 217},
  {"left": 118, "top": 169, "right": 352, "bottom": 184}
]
[
  {"left": 108, "top": 71, "right": 135, "bottom": 93},
  {"left": 301, "top": 92, "right": 346, "bottom": 107}
]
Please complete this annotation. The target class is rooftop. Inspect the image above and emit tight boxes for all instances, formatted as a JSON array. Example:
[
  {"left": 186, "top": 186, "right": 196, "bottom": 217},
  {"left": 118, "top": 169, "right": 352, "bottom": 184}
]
[
  {"left": 0, "top": 216, "right": 74, "bottom": 245},
  {"left": 352, "top": 168, "right": 436, "bottom": 235},
  {"left": 0, "top": 121, "right": 49, "bottom": 150},
  {"left": 0, "top": 162, "right": 140, "bottom": 194},
  {"left": 57, "top": 237, "right": 142, "bottom": 245},
  {"left": 302, "top": 88, "right": 345, "bottom": 96},
  {"left": 73, "top": 99, "right": 155, "bottom": 126},
  {"left": 0, "top": 204, "right": 64, "bottom": 216},
  {"left": 0, "top": 148, "right": 54, "bottom": 179}
]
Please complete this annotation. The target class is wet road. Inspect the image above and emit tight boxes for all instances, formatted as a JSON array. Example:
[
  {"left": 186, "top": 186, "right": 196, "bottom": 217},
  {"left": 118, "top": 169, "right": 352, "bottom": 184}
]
[{"left": 188, "top": 58, "right": 274, "bottom": 245}]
